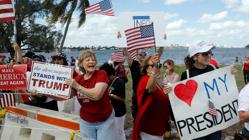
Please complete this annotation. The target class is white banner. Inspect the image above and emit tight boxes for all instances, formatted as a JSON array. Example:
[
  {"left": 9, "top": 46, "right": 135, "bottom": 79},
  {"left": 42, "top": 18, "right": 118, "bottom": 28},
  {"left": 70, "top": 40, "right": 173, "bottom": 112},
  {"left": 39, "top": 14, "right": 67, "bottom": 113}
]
[
  {"left": 28, "top": 62, "right": 73, "bottom": 99},
  {"left": 116, "top": 12, "right": 166, "bottom": 47},
  {"left": 168, "top": 66, "right": 240, "bottom": 140}
]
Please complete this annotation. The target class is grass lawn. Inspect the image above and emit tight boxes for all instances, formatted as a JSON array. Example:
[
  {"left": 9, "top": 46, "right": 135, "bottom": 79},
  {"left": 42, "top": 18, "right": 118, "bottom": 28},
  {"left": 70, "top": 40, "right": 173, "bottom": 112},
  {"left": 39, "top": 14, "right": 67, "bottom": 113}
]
[{"left": 124, "top": 64, "right": 246, "bottom": 139}]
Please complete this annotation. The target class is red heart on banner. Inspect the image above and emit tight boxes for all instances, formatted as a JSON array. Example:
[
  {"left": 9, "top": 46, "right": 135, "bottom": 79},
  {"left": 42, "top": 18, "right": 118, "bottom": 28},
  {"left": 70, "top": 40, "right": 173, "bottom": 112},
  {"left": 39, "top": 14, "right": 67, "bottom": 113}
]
[{"left": 174, "top": 80, "right": 198, "bottom": 106}]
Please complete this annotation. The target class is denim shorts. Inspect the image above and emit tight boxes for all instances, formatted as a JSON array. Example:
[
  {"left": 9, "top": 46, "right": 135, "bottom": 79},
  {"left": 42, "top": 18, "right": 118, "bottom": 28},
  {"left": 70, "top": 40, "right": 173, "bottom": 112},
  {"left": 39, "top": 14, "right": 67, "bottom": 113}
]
[{"left": 80, "top": 110, "right": 115, "bottom": 140}]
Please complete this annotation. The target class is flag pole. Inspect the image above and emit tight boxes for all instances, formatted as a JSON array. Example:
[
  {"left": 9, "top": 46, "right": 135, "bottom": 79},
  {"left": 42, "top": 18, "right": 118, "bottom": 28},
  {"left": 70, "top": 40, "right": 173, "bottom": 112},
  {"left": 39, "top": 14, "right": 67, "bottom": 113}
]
[
  {"left": 11, "top": 0, "right": 17, "bottom": 43},
  {"left": 151, "top": 22, "right": 157, "bottom": 53}
]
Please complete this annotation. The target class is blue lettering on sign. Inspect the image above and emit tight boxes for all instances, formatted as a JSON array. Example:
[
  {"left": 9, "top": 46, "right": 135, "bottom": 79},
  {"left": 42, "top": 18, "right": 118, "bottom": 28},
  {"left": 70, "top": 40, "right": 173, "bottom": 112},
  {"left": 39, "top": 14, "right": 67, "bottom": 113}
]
[
  {"left": 218, "top": 74, "right": 228, "bottom": 92},
  {"left": 132, "top": 16, "right": 152, "bottom": 27},
  {"left": 203, "top": 74, "right": 229, "bottom": 99}
]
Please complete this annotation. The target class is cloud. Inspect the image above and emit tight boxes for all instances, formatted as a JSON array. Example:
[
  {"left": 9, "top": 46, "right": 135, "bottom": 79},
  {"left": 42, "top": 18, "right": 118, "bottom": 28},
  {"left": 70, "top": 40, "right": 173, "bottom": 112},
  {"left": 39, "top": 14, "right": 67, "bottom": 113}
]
[
  {"left": 138, "top": 0, "right": 151, "bottom": 3},
  {"left": 164, "top": 0, "right": 187, "bottom": 5},
  {"left": 223, "top": 0, "right": 239, "bottom": 8},
  {"left": 164, "top": 13, "right": 179, "bottom": 20},
  {"left": 209, "top": 20, "right": 249, "bottom": 30},
  {"left": 63, "top": 15, "right": 118, "bottom": 46},
  {"left": 166, "top": 20, "right": 249, "bottom": 47},
  {"left": 166, "top": 19, "right": 186, "bottom": 29},
  {"left": 223, "top": 0, "right": 249, "bottom": 13},
  {"left": 238, "top": 0, "right": 249, "bottom": 13},
  {"left": 199, "top": 11, "right": 228, "bottom": 23}
]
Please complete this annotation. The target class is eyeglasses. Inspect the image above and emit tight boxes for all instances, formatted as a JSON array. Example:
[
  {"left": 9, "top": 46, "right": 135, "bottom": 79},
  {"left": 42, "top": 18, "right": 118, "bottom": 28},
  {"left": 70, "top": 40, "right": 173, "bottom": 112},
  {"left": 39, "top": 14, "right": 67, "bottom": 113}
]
[{"left": 200, "top": 51, "right": 212, "bottom": 57}]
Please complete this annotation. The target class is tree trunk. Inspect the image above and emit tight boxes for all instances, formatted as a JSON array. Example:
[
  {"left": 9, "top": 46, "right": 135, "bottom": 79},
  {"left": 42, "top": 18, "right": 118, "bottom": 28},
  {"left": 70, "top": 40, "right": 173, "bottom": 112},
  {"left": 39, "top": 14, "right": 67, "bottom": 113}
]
[{"left": 59, "top": 14, "right": 72, "bottom": 53}]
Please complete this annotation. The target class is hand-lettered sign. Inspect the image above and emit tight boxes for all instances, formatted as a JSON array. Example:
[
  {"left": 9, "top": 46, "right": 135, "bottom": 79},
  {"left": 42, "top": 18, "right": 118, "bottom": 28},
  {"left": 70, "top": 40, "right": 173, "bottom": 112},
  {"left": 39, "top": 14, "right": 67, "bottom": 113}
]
[
  {"left": 168, "top": 66, "right": 240, "bottom": 140},
  {"left": 28, "top": 62, "right": 73, "bottom": 99},
  {"left": 0, "top": 64, "right": 27, "bottom": 90},
  {"left": 117, "top": 12, "right": 166, "bottom": 47}
]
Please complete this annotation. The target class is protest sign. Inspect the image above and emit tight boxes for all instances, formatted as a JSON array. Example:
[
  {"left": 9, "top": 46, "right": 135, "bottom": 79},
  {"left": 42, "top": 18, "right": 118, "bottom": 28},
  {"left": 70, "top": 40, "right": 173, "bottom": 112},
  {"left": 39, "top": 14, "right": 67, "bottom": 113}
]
[
  {"left": 168, "top": 66, "right": 239, "bottom": 140},
  {"left": 116, "top": 12, "right": 166, "bottom": 47},
  {"left": 0, "top": 64, "right": 27, "bottom": 90},
  {"left": 28, "top": 62, "right": 73, "bottom": 99}
]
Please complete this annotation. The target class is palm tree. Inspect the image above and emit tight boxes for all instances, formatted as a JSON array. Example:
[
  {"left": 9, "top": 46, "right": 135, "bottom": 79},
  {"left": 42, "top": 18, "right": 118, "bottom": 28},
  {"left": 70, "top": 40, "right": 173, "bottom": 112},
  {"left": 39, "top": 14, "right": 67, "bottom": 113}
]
[{"left": 42, "top": 0, "right": 89, "bottom": 53}]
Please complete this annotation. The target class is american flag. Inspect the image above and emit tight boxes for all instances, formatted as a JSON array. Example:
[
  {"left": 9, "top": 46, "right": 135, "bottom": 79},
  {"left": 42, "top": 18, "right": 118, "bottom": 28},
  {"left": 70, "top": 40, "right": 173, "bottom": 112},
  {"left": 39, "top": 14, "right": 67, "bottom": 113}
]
[
  {"left": 85, "top": 0, "right": 114, "bottom": 16},
  {"left": 208, "top": 100, "right": 217, "bottom": 116},
  {"left": 125, "top": 24, "right": 156, "bottom": 52},
  {"left": 128, "top": 50, "right": 138, "bottom": 60},
  {"left": 0, "top": 93, "right": 16, "bottom": 109},
  {"left": 0, "top": 0, "right": 15, "bottom": 22},
  {"left": 111, "top": 49, "right": 125, "bottom": 62}
]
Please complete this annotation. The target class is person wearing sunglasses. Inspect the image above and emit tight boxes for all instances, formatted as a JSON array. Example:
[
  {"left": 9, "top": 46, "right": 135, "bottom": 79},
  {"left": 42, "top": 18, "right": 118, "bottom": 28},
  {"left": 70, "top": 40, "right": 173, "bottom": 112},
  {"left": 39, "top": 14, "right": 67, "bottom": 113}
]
[
  {"left": 124, "top": 48, "right": 147, "bottom": 121},
  {"left": 180, "top": 41, "right": 237, "bottom": 140},
  {"left": 132, "top": 53, "right": 170, "bottom": 140}
]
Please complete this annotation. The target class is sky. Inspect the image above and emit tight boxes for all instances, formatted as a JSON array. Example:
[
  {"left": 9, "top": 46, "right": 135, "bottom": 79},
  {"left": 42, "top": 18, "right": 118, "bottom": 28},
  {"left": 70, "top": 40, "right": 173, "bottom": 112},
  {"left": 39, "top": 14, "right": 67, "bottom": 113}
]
[{"left": 59, "top": 0, "right": 249, "bottom": 48}]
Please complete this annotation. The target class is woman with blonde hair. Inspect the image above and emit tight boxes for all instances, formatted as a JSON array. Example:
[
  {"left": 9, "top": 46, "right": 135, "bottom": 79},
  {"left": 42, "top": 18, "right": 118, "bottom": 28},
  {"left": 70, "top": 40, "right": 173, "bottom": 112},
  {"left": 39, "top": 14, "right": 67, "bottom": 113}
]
[{"left": 66, "top": 50, "right": 115, "bottom": 140}]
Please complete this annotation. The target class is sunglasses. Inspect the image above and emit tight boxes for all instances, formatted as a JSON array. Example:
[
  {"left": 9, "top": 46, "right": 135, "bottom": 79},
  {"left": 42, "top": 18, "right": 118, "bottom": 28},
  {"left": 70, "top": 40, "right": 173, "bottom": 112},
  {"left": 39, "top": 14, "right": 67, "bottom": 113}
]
[
  {"left": 147, "top": 63, "right": 162, "bottom": 68},
  {"left": 138, "top": 53, "right": 147, "bottom": 57},
  {"left": 163, "top": 65, "right": 168, "bottom": 69},
  {"left": 200, "top": 51, "right": 212, "bottom": 57}
]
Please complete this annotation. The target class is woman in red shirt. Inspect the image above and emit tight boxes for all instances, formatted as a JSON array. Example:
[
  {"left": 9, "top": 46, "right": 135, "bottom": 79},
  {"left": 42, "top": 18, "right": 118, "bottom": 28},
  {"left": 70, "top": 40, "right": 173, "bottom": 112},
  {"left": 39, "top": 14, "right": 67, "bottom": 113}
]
[
  {"left": 132, "top": 54, "right": 170, "bottom": 140},
  {"left": 66, "top": 50, "right": 115, "bottom": 140},
  {"left": 243, "top": 56, "right": 249, "bottom": 84}
]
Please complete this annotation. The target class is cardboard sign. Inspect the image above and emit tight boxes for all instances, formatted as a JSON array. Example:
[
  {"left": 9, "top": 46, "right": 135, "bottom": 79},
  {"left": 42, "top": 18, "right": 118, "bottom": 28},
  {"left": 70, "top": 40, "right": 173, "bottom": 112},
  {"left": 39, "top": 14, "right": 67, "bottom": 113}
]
[
  {"left": 168, "top": 66, "right": 240, "bottom": 140},
  {"left": 116, "top": 12, "right": 166, "bottom": 47},
  {"left": 28, "top": 62, "right": 73, "bottom": 99},
  {"left": 0, "top": 64, "right": 27, "bottom": 90}
]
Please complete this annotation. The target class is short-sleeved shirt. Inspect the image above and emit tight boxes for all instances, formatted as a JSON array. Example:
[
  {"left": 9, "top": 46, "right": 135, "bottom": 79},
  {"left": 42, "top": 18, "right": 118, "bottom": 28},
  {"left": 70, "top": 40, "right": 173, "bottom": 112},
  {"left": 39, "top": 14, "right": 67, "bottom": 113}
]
[
  {"left": 238, "top": 84, "right": 249, "bottom": 130},
  {"left": 243, "top": 62, "right": 249, "bottom": 70},
  {"left": 108, "top": 77, "right": 126, "bottom": 117},
  {"left": 130, "top": 60, "right": 142, "bottom": 93},
  {"left": 75, "top": 70, "right": 113, "bottom": 122}
]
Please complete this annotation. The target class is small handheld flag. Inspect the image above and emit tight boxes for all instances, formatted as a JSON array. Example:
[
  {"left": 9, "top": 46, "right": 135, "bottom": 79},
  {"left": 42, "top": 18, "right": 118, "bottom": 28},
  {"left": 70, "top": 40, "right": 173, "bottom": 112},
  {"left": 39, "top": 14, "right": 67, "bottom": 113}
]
[
  {"left": 111, "top": 49, "right": 125, "bottom": 62},
  {"left": 85, "top": 0, "right": 114, "bottom": 16},
  {"left": 208, "top": 100, "right": 217, "bottom": 116},
  {"left": 124, "top": 24, "right": 156, "bottom": 52}
]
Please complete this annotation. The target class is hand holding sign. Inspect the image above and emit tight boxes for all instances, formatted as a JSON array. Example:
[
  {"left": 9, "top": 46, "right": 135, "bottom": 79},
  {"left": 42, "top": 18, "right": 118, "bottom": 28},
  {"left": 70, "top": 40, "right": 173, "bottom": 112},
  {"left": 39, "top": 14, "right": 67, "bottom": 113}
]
[
  {"left": 231, "top": 64, "right": 237, "bottom": 75},
  {"left": 169, "top": 66, "right": 239, "bottom": 140},
  {"left": 66, "top": 78, "right": 79, "bottom": 90}
]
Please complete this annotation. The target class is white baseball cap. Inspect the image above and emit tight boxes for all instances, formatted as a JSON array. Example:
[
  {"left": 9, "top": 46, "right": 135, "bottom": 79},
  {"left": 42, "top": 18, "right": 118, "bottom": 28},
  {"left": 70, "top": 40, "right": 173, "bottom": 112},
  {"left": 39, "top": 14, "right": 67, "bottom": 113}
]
[{"left": 188, "top": 41, "right": 215, "bottom": 57}]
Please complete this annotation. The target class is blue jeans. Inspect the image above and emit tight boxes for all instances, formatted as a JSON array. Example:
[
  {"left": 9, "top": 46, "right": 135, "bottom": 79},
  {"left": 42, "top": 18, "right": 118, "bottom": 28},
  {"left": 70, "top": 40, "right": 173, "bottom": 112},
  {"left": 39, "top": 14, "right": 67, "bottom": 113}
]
[
  {"left": 193, "top": 131, "right": 222, "bottom": 140},
  {"left": 242, "top": 127, "right": 249, "bottom": 139},
  {"left": 80, "top": 110, "right": 115, "bottom": 140}
]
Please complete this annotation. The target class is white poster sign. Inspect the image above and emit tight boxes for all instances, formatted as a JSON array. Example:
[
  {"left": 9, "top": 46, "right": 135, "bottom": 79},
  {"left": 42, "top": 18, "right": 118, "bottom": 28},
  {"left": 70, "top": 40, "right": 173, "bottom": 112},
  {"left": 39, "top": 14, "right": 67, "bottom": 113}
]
[
  {"left": 168, "top": 66, "right": 240, "bottom": 140},
  {"left": 117, "top": 12, "right": 166, "bottom": 47},
  {"left": 28, "top": 62, "right": 73, "bottom": 99}
]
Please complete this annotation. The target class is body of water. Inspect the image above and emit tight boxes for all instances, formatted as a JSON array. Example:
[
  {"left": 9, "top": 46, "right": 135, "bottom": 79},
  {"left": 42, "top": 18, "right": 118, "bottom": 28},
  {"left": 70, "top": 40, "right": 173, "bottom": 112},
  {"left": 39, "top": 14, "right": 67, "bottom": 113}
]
[
  {"left": 3, "top": 47, "right": 248, "bottom": 65},
  {"left": 62, "top": 47, "right": 248, "bottom": 65}
]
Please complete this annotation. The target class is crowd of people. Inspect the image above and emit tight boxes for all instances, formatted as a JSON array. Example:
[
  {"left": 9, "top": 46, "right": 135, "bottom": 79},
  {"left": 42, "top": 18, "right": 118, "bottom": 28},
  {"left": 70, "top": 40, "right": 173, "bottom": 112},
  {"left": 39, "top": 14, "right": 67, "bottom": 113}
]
[{"left": 0, "top": 41, "right": 248, "bottom": 140}]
